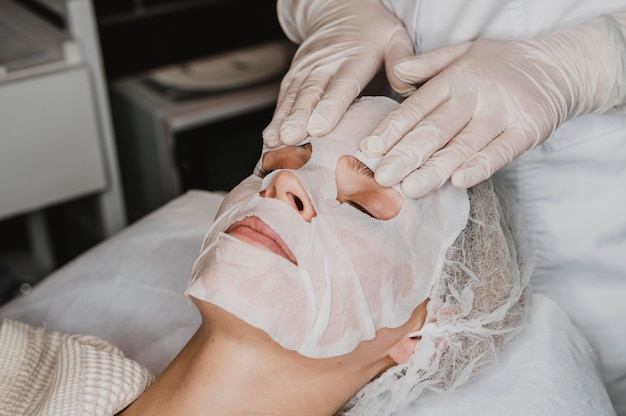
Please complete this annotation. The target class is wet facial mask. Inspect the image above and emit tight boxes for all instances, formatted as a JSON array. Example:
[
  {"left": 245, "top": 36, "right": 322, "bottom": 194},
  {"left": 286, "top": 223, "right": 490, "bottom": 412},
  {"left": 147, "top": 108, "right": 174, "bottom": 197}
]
[{"left": 185, "top": 96, "right": 469, "bottom": 358}]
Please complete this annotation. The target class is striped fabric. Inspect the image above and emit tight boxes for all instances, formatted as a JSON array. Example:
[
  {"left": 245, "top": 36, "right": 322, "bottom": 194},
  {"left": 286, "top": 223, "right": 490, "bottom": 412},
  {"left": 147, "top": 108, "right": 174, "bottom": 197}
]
[{"left": 0, "top": 318, "right": 153, "bottom": 416}]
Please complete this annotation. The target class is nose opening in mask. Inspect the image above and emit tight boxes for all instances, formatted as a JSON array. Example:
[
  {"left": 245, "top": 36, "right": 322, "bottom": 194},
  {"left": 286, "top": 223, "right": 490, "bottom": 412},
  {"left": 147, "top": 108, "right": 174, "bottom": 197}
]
[{"left": 260, "top": 170, "right": 317, "bottom": 222}]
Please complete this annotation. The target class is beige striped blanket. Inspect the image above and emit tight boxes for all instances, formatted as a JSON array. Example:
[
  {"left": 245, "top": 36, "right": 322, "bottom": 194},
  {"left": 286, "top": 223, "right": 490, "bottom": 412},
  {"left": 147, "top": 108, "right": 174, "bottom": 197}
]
[{"left": 0, "top": 318, "right": 153, "bottom": 416}]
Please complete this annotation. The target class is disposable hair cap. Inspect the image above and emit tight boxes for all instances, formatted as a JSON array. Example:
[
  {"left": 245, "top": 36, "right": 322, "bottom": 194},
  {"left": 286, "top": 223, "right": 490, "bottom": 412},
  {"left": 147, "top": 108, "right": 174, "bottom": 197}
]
[{"left": 341, "top": 176, "right": 532, "bottom": 416}]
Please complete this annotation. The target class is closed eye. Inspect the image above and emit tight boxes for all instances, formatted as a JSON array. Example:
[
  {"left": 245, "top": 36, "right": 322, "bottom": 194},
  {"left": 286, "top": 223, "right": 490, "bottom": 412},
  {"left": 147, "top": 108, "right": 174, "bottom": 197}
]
[
  {"left": 347, "top": 201, "right": 375, "bottom": 218},
  {"left": 335, "top": 155, "right": 403, "bottom": 221},
  {"left": 344, "top": 157, "right": 378, "bottom": 218}
]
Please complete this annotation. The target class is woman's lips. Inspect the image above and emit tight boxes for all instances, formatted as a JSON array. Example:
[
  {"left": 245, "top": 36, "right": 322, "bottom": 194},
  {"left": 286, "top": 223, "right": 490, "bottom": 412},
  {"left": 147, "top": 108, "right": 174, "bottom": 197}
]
[{"left": 225, "top": 216, "right": 297, "bottom": 265}]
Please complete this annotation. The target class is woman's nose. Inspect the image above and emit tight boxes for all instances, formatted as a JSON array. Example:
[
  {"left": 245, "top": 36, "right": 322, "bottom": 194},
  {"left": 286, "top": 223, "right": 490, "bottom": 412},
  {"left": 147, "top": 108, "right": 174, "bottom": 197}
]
[{"left": 261, "top": 171, "right": 316, "bottom": 222}]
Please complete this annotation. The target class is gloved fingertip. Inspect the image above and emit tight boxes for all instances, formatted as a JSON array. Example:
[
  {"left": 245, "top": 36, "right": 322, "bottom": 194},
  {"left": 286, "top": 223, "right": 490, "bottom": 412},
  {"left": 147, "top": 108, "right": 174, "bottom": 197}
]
[
  {"left": 307, "top": 111, "right": 332, "bottom": 136},
  {"left": 264, "top": 138, "right": 280, "bottom": 148},
  {"left": 262, "top": 127, "right": 280, "bottom": 148},
  {"left": 451, "top": 164, "right": 487, "bottom": 189},
  {"left": 279, "top": 119, "right": 309, "bottom": 145},
  {"left": 399, "top": 176, "right": 432, "bottom": 199},
  {"left": 359, "top": 136, "right": 386, "bottom": 156},
  {"left": 394, "top": 85, "right": 417, "bottom": 97},
  {"left": 393, "top": 59, "right": 422, "bottom": 83},
  {"left": 373, "top": 165, "right": 401, "bottom": 188}
]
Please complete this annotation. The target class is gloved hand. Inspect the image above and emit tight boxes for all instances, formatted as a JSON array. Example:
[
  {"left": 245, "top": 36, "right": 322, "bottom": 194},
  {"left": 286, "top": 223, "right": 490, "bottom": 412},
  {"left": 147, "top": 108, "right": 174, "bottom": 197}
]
[
  {"left": 360, "top": 10, "right": 626, "bottom": 198},
  {"left": 262, "top": 0, "right": 414, "bottom": 147}
]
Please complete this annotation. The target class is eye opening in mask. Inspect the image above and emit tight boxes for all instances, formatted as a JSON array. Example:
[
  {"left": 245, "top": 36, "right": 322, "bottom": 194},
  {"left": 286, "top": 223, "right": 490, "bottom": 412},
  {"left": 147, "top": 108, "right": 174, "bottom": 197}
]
[
  {"left": 336, "top": 155, "right": 403, "bottom": 221},
  {"left": 257, "top": 143, "right": 402, "bottom": 221},
  {"left": 258, "top": 143, "right": 312, "bottom": 178}
]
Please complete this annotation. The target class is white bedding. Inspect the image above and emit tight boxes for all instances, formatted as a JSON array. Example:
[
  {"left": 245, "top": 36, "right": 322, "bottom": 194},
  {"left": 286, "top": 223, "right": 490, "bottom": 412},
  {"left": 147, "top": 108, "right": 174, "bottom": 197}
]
[{"left": 0, "top": 190, "right": 617, "bottom": 415}]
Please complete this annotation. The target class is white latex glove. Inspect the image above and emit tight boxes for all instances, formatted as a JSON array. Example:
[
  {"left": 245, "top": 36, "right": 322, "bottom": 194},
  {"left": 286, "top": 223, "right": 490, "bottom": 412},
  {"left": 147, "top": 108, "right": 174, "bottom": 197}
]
[
  {"left": 360, "top": 10, "right": 626, "bottom": 198},
  {"left": 262, "top": 0, "right": 414, "bottom": 147}
]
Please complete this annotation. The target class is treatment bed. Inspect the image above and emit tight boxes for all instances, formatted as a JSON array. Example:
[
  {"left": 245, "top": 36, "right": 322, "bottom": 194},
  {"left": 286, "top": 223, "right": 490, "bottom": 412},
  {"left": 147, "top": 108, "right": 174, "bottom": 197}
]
[{"left": 0, "top": 190, "right": 617, "bottom": 415}]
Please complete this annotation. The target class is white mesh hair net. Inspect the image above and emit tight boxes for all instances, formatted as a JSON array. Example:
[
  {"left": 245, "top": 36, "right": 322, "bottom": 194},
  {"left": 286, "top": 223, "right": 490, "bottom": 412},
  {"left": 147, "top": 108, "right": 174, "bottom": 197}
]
[{"left": 340, "top": 177, "right": 532, "bottom": 416}]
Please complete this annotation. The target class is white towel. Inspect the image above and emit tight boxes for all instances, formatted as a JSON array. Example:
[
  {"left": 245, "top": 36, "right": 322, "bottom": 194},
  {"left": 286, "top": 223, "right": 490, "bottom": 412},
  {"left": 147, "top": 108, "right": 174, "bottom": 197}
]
[{"left": 0, "top": 318, "right": 154, "bottom": 416}]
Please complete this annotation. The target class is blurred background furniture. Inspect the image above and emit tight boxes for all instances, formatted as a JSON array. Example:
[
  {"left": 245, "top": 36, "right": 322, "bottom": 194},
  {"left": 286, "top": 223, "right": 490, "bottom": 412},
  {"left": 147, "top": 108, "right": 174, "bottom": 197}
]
[
  {"left": 93, "top": 0, "right": 293, "bottom": 221},
  {"left": 0, "top": 0, "right": 292, "bottom": 303},
  {"left": 0, "top": 0, "right": 126, "bottom": 301}
]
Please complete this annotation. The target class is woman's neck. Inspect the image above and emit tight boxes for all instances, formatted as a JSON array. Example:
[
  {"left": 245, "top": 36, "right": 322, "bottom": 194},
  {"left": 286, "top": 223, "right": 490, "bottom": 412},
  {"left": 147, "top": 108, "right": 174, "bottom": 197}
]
[{"left": 120, "top": 315, "right": 387, "bottom": 416}]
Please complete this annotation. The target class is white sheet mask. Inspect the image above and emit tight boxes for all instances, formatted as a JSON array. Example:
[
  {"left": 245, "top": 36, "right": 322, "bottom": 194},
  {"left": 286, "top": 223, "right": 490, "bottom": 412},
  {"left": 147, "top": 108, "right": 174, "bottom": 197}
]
[{"left": 185, "top": 96, "right": 470, "bottom": 358}]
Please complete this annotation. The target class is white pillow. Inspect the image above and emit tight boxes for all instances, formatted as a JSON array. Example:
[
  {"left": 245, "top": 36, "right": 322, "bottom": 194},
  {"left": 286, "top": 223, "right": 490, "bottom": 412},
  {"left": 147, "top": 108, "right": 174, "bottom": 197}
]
[
  {"left": 397, "top": 293, "right": 616, "bottom": 416},
  {"left": 0, "top": 191, "right": 616, "bottom": 415}
]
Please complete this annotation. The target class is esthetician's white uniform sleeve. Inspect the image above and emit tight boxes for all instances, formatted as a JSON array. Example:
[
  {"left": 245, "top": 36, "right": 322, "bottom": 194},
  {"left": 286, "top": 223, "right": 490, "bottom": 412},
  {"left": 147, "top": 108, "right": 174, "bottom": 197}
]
[{"left": 380, "top": 0, "right": 626, "bottom": 413}]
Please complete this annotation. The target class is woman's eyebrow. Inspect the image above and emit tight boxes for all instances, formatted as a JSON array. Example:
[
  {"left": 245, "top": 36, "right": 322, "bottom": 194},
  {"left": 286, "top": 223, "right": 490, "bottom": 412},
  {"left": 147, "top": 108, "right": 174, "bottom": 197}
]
[
  {"left": 337, "top": 155, "right": 403, "bottom": 220},
  {"left": 259, "top": 143, "right": 313, "bottom": 176},
  {"left": 346, "top": 155, "right": 375, "bottom": 178}
]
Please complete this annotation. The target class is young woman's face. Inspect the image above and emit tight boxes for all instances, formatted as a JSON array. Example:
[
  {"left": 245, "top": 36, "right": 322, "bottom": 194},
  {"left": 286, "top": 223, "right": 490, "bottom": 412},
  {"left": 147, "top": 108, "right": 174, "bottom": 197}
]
[
  {"left": 222, "top": 139, "right": 404, "bottom": 266},
  {"left": 185, "top": 97, "right": 469, "bottom": 359}
]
